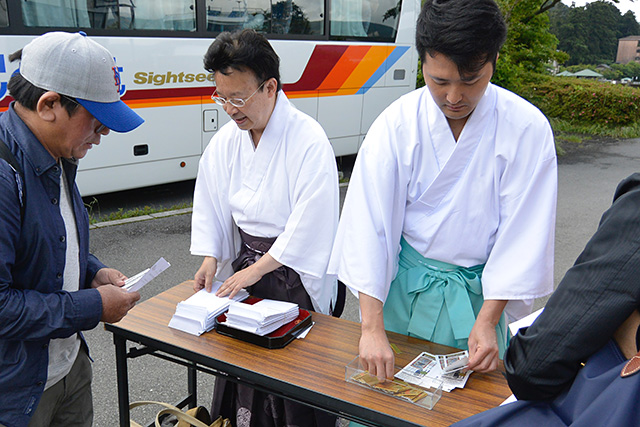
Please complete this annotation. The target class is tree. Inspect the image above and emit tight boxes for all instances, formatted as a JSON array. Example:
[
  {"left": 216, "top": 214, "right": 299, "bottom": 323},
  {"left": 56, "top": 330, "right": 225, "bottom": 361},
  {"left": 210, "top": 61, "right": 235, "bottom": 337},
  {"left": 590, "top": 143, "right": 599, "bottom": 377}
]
[
  {"left": 549, "top": 1, "right": 640, "bottom": 65},
  {"left": 549, "top": 3, "right": 590, "bottom": 65},
  {"left": 585, "top": 1, "right": 625, "bottom": 63},
  {"left": 619, "top": 10, "right": 640, "bottom": 37},
  {"left": 494, "top": 0, "right": 568, "bottom": 89}
]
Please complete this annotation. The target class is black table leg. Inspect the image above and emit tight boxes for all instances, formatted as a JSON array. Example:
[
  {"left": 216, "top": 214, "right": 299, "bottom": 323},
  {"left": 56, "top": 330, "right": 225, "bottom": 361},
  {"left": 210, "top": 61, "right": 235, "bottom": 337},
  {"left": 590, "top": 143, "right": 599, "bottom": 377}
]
[
  {"left": 188, "top": 361, "right": 197, "bottom": 409},
  {"left": 114, "top": 334, "right": 130, "bottom": 427}
]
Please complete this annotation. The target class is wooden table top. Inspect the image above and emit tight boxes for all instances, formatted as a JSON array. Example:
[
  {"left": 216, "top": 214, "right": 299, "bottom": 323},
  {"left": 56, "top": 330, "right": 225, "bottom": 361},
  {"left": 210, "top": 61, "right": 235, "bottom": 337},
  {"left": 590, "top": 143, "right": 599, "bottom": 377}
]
[{"left": 107, "top": 281, "right": 512, "bottom": 427}]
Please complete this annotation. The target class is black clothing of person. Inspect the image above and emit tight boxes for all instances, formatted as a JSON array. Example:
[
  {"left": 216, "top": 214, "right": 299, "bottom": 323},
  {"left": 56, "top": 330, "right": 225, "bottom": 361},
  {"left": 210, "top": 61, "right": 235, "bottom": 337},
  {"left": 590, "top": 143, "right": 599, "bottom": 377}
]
[{"left": 505, "top": 173, "right": 640, "bottom": 401}]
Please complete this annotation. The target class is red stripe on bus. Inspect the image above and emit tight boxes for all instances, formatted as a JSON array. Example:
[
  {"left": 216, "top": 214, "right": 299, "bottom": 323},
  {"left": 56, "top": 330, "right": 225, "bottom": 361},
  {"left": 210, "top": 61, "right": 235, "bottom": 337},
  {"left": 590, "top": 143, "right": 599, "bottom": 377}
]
[
  {"left": 122, "top": 86, "right": 211, "bottom": 100},
  {"left": 283, "top": 45, "right": 349, "bottom": 92}
]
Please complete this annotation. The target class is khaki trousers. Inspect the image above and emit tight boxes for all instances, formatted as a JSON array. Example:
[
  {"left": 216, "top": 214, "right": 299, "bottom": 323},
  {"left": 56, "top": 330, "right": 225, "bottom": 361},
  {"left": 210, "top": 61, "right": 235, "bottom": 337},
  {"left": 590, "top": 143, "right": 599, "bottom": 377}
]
[{"left": 27, "top": 347, "right": 93, "bottom": 427}]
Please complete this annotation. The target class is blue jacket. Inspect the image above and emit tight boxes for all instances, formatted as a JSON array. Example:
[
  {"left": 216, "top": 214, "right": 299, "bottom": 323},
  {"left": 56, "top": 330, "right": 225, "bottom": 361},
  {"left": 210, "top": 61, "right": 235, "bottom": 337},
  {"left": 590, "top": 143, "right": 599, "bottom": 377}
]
[{"left": 0, "top": 104, "right": 105, "bottom": 427}]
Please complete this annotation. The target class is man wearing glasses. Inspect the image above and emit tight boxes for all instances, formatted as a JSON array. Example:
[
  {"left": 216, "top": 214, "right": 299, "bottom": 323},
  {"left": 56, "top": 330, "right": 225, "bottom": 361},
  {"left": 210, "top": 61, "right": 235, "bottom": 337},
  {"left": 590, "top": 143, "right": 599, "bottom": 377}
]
[
  {"left": 0, "top": 32, "right": 144, "bottom": 427},
  {"left": 190, "top": 29, "right": 339, "bottom": 426}
]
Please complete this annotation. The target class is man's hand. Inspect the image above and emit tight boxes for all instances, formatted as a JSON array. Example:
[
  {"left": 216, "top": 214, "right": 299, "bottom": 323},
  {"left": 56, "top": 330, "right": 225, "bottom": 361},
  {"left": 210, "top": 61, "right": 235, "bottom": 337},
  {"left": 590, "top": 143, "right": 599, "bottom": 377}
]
[
  {"left": 194, "top": 256, "right": 218, "bottom": 292},
  {"left": 359, "top": 327, "right": 395, "bottom": 381},
  {"left": 96, "top": 285, "right": 140, "bottom": 323},
  {"left": 91, "top": 267, "right": 126, "bottom": 288},
  {"left": 216, "top": 265, "right": 262, "bottom": 299},
  {"left": 467, "top": 319, "right": 500, "bottom": 372},
  {"left": 466, "top": 299, "right": 507, "bottom": 373},
  {"left": 359, "top": 293, "right": 395, "bottom": 381},
  {"left": 215, "top": 253, "right": 282, "bottom": 299}
]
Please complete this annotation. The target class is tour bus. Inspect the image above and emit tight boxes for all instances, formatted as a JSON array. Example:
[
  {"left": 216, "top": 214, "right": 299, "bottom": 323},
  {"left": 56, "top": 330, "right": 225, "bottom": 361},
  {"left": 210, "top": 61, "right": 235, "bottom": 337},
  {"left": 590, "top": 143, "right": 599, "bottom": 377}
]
[{"left": 0, "top": 0, "right": 419, "bottom": 196}]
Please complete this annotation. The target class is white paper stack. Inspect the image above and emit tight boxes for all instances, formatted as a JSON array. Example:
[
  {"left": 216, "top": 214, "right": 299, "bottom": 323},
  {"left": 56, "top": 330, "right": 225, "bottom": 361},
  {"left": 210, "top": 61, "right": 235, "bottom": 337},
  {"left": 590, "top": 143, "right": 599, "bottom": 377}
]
[
  {"left": 168, "top": 282, "right": 249, "bottom": 336},
  {"left": 221, "top": 299, "right": 299, "bottom": 336}
]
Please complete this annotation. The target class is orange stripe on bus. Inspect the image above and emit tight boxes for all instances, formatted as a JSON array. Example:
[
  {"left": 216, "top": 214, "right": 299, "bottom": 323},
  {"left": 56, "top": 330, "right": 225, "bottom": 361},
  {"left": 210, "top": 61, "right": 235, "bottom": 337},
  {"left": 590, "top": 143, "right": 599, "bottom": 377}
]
[
  {"left": 317, "top": 45, "right": 371, "bottom": 92},
  {"left": 341, "top": 46, "right": 391, "bottom": 93}
]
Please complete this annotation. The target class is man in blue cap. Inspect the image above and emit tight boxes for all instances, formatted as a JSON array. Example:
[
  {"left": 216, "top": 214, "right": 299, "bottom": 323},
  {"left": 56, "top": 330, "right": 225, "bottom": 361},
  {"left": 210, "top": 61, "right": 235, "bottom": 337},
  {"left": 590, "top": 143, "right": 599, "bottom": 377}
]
[{"left": 0, "top": 31, "right": 144, "bottom": 427}]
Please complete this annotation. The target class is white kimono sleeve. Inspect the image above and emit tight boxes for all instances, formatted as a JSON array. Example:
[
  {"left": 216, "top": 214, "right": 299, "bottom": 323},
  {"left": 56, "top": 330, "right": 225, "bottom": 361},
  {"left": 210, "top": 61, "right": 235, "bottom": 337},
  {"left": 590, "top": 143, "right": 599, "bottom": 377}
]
[
  {"left": 482, "top": 115, "right": 557, "bottom": 320},
  {"left": 328, "top": 116, "right": 408, "bottom": 303},
  {"left": 268, "top": 120, "right": 340, "bottom": 313},
  {"left": 190, "top": 129, "right": 241, "bottom": 280},
  {"left": 269, "top": 137, "right": 339, "bottom": 278}
]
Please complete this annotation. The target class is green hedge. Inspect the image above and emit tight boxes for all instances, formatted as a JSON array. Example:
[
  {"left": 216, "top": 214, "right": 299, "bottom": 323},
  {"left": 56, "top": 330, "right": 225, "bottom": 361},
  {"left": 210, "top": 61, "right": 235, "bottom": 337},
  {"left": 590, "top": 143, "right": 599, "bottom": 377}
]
[{"left": 517, "top": 75, "right": 640, "bottom": 127}]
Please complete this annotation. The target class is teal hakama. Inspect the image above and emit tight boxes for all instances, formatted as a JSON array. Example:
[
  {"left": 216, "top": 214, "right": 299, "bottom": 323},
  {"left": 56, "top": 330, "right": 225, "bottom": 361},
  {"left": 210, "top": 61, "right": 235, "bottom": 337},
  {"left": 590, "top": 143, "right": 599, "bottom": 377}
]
[
  {"left": 384, "top": 237, "right": 508, "bottom": 357},
  {"left": 348, "top": 239, "right": 509, "bottom": 427},
  {"left": 349, "top": 237, "right": 507, "bottom": 427}
]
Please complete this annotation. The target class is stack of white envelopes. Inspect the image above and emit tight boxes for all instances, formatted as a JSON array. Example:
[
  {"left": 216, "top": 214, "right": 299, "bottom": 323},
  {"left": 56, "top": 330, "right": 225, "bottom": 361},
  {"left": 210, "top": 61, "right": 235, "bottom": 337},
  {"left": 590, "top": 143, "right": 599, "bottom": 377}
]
[
  {"left": 168, "top": 282, "right": 249, "bottom": 336},
  {"left": 221, "top": 299, "right": 299, "bottom": 336}
]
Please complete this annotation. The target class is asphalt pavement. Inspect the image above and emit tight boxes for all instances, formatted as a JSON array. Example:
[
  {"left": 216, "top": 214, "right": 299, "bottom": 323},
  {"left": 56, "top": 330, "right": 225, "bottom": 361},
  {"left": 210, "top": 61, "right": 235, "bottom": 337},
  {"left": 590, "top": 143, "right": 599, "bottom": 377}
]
[{"left": 85, "top": 139, "right": 640, "bottom": 426}]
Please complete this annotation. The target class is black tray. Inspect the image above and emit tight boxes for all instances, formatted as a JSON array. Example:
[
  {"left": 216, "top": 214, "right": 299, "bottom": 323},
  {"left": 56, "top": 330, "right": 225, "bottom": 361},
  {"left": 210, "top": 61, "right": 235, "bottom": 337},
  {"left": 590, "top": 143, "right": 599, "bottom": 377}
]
[{"left": 214, "top": 297, "right": 312, "bottom": 349}]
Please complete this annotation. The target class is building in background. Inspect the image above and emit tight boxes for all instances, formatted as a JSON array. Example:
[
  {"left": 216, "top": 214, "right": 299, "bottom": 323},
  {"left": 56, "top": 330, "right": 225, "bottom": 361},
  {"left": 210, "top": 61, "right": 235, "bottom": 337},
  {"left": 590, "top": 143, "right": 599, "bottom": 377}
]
[{"left": 616, "top": 35, "right": 640, "bottom": 64}]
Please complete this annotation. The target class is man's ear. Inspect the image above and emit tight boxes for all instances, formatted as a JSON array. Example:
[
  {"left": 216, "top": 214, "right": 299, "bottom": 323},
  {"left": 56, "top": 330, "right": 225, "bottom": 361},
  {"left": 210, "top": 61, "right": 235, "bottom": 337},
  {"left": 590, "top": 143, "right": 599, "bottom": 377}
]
[
  {"left": 35, "top": 91, "right": 62, "bottom": 123},
  {"left": 490, "top": 53, "right": 500, "bottom": 77},
  {"left": 265, "top": 77, "right": 278, "bottom": 97}
]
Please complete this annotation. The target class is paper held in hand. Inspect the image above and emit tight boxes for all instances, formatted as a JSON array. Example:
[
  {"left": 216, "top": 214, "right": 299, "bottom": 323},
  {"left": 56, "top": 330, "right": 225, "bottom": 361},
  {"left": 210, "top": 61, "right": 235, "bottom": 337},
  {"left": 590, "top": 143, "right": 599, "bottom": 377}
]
[
  {"left": 168, "top": 282, "right": 249, "bottom": 336},
  {"left": 123, "top": 257, "right": 171, "bottom": 293}
]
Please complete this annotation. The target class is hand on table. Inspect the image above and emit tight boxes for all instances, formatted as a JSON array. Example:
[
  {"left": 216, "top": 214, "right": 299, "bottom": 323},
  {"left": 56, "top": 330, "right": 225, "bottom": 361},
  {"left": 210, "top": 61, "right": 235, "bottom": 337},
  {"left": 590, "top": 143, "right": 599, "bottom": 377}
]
[
  {"left": 194, "top": 256, "right": 218, "bottom": 292},
  {"left": 216, "top": 265, "right": 262, "bottom": 299},
  {"left": 359, "top": 328, "right": 395, "bottom": 381},
  {"left": 467, "top": 319, "right": 500, "bottom": 373}
]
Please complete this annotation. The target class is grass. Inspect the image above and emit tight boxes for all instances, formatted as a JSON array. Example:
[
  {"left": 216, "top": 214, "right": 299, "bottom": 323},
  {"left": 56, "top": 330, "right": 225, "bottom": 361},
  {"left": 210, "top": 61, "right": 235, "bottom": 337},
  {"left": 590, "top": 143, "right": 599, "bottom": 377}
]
[
  {"left": 551, "top": 118, "right": 640, "bottom": 139},
  {"left": 550, "top": 118, "right": 640, "bottom": 156},
  {"left": 85, "top": 199, "right": 192, "bottom": 225}
]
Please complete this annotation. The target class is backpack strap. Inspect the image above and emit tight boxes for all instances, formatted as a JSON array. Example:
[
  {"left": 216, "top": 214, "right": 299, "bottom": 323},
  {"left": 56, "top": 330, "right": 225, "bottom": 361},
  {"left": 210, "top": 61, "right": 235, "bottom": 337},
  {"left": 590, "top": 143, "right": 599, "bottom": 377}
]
[{"left": 0, "top": 138, "right": 25, "bottom": 220}]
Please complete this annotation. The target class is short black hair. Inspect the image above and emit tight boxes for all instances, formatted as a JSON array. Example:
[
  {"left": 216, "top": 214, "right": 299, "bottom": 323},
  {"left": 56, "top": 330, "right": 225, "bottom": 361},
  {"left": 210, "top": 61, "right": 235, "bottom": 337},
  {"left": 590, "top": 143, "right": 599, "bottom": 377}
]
[
  {"left": 7, "top": 49, "right": 78, "bottom": 115},
  {"left": 204, "top": 29, "right": 282, "bottom": 91},
  {"left": 416, "top": 0, "right": 507, "bottom": 75}
]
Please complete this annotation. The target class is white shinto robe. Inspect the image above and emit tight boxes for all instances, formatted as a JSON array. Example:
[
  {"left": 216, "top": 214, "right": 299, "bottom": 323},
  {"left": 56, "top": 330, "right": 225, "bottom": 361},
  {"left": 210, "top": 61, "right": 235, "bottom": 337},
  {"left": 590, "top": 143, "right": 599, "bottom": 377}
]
[
  {"left": 329, "top": 84, "right": 557, "bottom": 321},
  {"left": 191, "top": 91, "right": 339, "bottom": 314}
]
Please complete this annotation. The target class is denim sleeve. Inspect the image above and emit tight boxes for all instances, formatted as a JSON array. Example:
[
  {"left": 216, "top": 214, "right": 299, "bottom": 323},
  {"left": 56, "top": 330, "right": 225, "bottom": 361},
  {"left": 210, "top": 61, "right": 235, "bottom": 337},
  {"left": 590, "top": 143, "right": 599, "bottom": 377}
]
[
  {"left": 86, "top": 253, "right": 107, "bottom": 287},
  {"left": 0, "top": 163, "right": 103, "bottom": 341}
]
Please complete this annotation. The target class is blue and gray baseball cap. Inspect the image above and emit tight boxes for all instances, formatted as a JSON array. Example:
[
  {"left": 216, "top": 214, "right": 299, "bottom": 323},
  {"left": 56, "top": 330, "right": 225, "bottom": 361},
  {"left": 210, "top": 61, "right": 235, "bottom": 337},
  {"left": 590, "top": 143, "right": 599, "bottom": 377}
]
[{"left": 20, "top": 31, "right": 144, "bottom": 133}]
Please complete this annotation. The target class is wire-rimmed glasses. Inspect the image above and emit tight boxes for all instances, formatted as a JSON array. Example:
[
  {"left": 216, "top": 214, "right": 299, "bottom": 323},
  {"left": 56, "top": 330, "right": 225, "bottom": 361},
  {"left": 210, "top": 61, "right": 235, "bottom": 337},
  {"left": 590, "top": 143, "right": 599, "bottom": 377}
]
[
  {"left": 60, "top": 94, "right": 108, "bottom": 134},
  {"left": 211, "top": 80, "right": 266, "bottom": 108}
]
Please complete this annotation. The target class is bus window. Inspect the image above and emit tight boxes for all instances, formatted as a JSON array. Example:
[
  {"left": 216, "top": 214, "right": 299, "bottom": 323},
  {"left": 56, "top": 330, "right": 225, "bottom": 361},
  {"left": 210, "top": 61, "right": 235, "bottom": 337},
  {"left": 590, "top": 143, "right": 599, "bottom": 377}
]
[
  {"left": 22, "top": 0, "right": 91, "bottom": 28},
  {"left": 366, "top": 0, "right": 400, "bottom": 38},
  {"left": 206, "top": 0, "right": 259, "bottom": 33},
  {"left": 269, "top": 0, "right": 324, "bottom": 35},
  {"left": 132, "top": 1, "right": 196, "bottom": 31},
  {"left": 206, "top": 0, "right": 322, "bottom": 35},
  {"left": 21, "top": 0, "right": 196, "bottom": 31},
  {"left": 88, "top": 0, "right": 134, "bottom": 29},
  {"left": 331, "top": 0, "right": 400, "bottom": 40}
]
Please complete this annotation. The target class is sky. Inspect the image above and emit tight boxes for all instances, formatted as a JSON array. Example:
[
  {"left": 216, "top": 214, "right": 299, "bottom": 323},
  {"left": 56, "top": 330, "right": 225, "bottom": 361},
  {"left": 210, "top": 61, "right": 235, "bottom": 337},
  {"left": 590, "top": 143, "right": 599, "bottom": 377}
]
[{"left": 561, "top": 0, "right": 640, "bottom": 16}]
